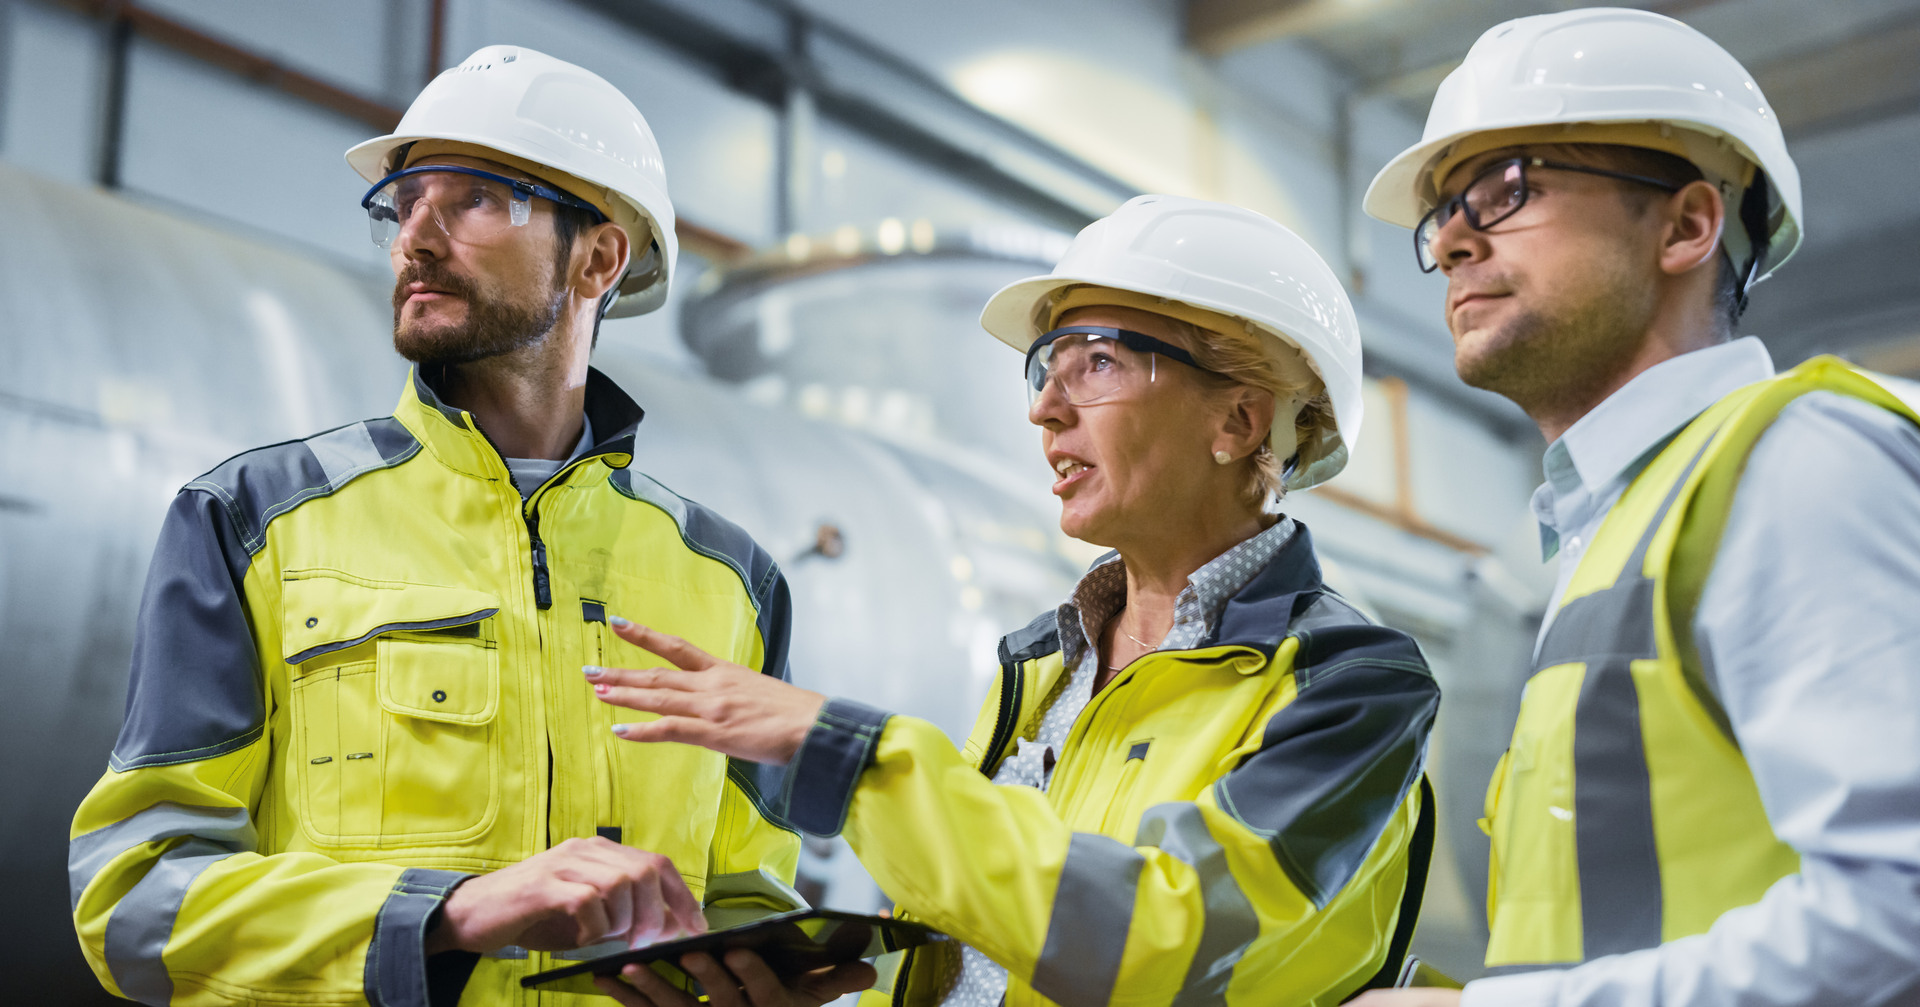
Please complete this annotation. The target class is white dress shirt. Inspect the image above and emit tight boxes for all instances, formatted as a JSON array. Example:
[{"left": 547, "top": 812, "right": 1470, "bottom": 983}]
[{"left": 1466, "top": 337, "right": 1920, "bottom": 1006}]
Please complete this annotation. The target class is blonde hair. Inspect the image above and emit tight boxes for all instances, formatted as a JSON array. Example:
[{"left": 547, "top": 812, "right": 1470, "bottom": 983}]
[{"left": 1159, "top": 316, "right": 1331, "bottom": 507}]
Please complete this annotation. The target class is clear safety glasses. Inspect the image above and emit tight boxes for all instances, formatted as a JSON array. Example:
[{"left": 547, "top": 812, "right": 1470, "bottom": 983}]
[
  {"left": 359, "top": 165, "right": 605, "bottom": 248},
  {"left": 1414, "top": 156, "right": 1682, "bottom": 272},
  {"left": 1024, "top": 325, "right": 1216, "bottom": 407}
]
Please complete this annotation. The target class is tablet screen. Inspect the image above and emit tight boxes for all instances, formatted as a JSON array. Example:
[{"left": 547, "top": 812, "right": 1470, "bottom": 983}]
[{"left": 520, "top": 909, "right": 945, "bottom": 990}]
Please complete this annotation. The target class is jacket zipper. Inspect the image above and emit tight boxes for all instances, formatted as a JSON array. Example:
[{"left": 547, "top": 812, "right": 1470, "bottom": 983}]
[
  {"left": 891, "top": 946, "right": 917, "bottom": 1007},
  {"left": 978, "top": 659, "right": 1025, "bottom": 775},
  {"left": 467, "top": 420, "right": 555, "bottom": 612},
  {"left": 527, "top": 511, "right": 552, "bottom": 609},
  {"left": 520, "top": 447, "right": 625, "bottom": 612}
]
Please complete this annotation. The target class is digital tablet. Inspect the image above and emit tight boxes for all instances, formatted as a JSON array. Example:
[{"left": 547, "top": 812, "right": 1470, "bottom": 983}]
[{"left": 520, "top": 909, "right": 945, "bottom": 990}]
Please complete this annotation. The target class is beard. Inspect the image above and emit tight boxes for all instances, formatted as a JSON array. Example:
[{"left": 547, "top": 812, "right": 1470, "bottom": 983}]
[
  {"left": 1453, "top": 263, "right": 1655, "bottom": 416},
  {"left": 391, "top": 260, "right": 566, "bottom": 367}
]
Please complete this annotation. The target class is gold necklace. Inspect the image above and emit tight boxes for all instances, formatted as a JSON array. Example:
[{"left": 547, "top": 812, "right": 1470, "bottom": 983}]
[
  {"left": 1103, "top": 605, "right": 1161, "bottom": 671},
  {"left": 1120, "top": 625, "right": 1157, "bottom": 649}
]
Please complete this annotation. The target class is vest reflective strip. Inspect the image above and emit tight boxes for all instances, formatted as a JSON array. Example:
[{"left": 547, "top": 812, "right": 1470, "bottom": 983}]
[
  {"left": 1532, "top": 445, "right": 1706, "bottom": 962},
  {"left": 1033, "top": 833, "right": 1143, "bottom": 1007},
  {"left": 1136, "top": 803, "right": 1259, "bottom": 1007},
  {"left": 307, "top": 422, "right": 387, "bottom": 491},
  {"left": 104, "top": 839, "right": 240, "bottom": 1005},
  {"left": 69, "top": 802, "right": 255, "bottom": 911}
]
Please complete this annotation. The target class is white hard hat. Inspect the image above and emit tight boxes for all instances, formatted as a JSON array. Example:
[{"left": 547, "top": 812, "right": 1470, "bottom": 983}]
[
  {"left": 346, "top": 45, "right": 676, "bottom": 318},
  {"left": 980, "top": 194, "right": 1363, "bottom": 491},
  {"left": 1364, "top": 7, "right": 1801, "bottom": 287}
]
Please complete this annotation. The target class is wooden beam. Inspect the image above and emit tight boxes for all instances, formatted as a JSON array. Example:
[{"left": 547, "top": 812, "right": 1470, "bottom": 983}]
[
  {"left": 42, "top": 0, "right": 757, "bottom": 261},
  {"left": 56, "top": 0, "right": 405, "bottom": 131}
]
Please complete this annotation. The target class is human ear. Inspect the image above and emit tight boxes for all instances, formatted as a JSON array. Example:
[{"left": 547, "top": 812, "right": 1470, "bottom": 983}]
[
  {"left": 1658, "top": 179, "right": 1724, "bottom": 278},
  {"left": 572, "top": 221, "right": 631, "bottom": 300},
  {"left": 1211, "top": 385, "right": 1276, "bottom": 461}
]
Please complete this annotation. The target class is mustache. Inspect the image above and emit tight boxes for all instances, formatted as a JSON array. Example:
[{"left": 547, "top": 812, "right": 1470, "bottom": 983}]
[{"left": 392, "top": 263, "right": 478, "bottom": 311}]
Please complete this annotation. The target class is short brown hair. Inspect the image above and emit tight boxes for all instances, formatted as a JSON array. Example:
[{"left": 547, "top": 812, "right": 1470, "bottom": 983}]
[{"left": 1554, "top": 143, "right": 1744, "bottom": 331}]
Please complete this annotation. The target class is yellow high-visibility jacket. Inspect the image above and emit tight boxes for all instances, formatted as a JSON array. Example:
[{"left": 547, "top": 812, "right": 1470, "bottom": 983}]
[
  {"left": 70, "top": 368, "right": 802, "bottom": 1007},
  {"left": 782, "top": 526, "right": 1439, "bottom": 1007},
  {"left": 1481, "top": 357, "right": 1920, "bottom": 969}
]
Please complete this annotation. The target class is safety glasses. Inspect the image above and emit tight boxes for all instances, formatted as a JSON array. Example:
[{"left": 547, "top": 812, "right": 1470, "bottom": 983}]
[
  {"left": 360, "top": 165, "right": 605, "bottom": 248},
  {"left": 1415, "top": 156, "right": 1682, "bottom": 272},
  {"left": 1024, "top": 325, "right": 1217, "bottom": 406}
]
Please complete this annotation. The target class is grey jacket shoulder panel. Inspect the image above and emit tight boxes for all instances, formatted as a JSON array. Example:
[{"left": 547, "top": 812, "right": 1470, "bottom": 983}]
[
  {"left": 110, "top": 490, "right": 266, "bottom": 771},
  {"left": 185, "top": 417, "right": 420, "bottom": 559},
  {"left": 608, "top": 468, "right": 789, "bottom": 651},
  {"left": 1215, "top": 590, "right": 1438, "bottom": 907},
  {"left": 111, "top": 418, "right": 419, "bottom": 772}
]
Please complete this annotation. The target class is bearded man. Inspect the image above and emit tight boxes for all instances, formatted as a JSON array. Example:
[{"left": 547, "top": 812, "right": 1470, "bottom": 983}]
[{"left": 69, "top": 47, "right": 868, "bottom": 1007}]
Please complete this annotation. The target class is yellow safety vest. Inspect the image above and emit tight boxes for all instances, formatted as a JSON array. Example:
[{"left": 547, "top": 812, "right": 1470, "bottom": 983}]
[{"left": 1481, "top": 357, "right": 1920, "bottom": 969}]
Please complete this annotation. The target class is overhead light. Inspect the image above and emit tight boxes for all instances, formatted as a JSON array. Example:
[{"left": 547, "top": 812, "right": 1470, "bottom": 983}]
[
  {"left": 877, "top": 218, "right": 906, "bottom": 254},
  {"left": 910, "top": 219, "right": 936, "bottom": 253}
]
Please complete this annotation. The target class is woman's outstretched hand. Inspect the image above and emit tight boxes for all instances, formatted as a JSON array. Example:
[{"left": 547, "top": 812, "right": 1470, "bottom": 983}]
[{"left": 588, "top": 618, "right": 826, "bottom": 765}]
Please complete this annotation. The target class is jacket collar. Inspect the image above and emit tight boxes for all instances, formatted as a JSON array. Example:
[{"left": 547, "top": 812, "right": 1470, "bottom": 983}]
[
  {"left": 395, "top": 364, "right": 645, "bottom": 479},
  {"left": 1201, "top": 520, "right": 1325, "bottom": 656},
  {"left": 1001, "top": 521, "right": 1328, "bottom": 664}
]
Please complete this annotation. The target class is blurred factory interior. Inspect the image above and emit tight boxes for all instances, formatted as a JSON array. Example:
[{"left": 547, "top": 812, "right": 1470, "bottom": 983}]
[{"left": 3, "top": 0, "right": 1918, "bottom": 1001}]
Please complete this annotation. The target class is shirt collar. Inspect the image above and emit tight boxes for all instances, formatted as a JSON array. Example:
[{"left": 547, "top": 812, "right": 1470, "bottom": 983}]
[
  {"left": 1532, "top": 337, "right": 1774, "bottom": 558},
  {"left": 1055, "top": 517, "right": 1298, "bottom": 664},
  {"left": 1556, "top": 337, "right": 1774, "bottom": 497}
]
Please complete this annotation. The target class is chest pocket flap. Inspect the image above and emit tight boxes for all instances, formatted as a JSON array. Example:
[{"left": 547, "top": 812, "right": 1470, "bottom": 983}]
[
  {"left": 281, "top": 571, "right": 503, "bottom": 846},
  {"left": 282, "top": 571, "right": 499, "bottom": 665}
]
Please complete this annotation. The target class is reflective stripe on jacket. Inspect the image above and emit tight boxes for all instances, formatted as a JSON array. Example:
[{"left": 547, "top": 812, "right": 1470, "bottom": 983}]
[
  {"left": 69, "top": 368, "right": 802, "bottom": 1006},
  {"left": 793, "top": 524, "right": 1439, "bottom": 1007},
  {"left": 1481, "top": 356, "right": 1920, "bottom": 970}
]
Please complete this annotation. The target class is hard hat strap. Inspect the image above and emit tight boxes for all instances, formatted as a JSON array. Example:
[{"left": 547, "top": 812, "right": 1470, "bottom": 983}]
[{"left": 1733, "top": 168, "right": 1773, "bottom": 311}]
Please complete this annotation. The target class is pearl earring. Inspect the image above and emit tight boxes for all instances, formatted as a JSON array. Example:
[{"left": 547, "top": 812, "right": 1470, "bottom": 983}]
[{"left": 1213, "top": 450, "right": 1232, "bottom": 465}]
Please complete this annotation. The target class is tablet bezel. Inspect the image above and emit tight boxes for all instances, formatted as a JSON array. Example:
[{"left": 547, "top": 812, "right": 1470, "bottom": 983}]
[{"left": 518, "top": 908, "right": 944, "bottom": 989}]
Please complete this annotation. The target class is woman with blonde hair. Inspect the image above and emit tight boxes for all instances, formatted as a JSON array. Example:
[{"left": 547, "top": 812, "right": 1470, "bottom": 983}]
[{"left": 588, "top": 195, "right": 1439, "bottom": 1007}]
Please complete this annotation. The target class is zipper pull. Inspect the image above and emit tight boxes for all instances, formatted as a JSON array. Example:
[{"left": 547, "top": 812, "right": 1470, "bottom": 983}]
[{"left": 527, "top": 513, "right": 552, "bottom": 610}]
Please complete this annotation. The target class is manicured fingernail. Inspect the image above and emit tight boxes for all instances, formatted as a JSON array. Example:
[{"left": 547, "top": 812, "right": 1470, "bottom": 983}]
[
  {"left": 582, "top": 665, "right": 603, "bottom": 678},
  {"left": 593, "top": 683, "right": 610, "bottom": 695},
  {"left": 609, "top": 615, "right": 632, "bottom": 627},
  {"left": 611, "top": 724, "right": 629, "bottom": 737}
]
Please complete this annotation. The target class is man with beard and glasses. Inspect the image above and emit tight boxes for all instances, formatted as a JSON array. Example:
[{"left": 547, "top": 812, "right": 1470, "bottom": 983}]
[
  {"left": 1351, "top": 8, "right": 1920, "bottom": 1007},
  {"left": 70, "top": 46, "right": 871, "bottom": 1007}
]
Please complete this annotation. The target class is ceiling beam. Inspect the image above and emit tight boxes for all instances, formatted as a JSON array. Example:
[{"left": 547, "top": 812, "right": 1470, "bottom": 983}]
[
  {"left": 1762, "top": 17, "right": 1920, "bottom": 135},
  {"left": 1188, "top": 0, "right": 1720, "bottom": 58},
  {"left": 1186, "top": 0, "right": 1354, "bottom": 57},
  {"left": 1348, "top": 8, "right": 1920, "bottom": 137}
]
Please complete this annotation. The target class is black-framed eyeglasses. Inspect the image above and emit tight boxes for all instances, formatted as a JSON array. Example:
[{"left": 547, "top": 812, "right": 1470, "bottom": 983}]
[
  {"left": 1415, "top": 156, "right": 1682, "bottom": 272},
  {"left": 1024, "top": 325, "right": 1218, "bottom": 406}
]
